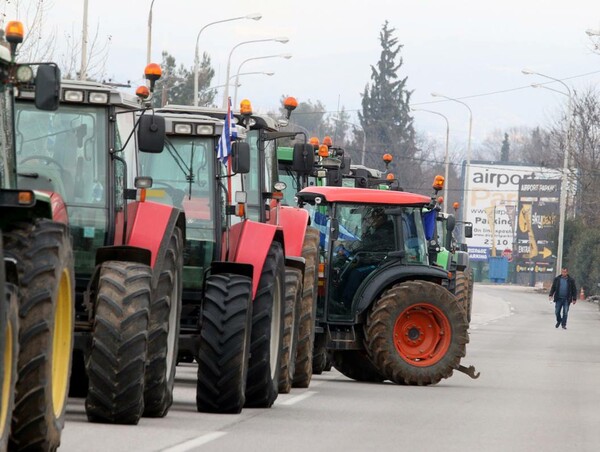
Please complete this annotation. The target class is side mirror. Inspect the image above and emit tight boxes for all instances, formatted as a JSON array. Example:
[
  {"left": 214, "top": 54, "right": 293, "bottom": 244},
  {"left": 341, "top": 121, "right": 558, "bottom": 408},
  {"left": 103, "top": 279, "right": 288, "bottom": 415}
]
[
  {"left": 464, "top": 222, "right": 473, "bottom": 238},
  {"left": 138, "top": 114, "right": 166, "bottom": 153},
  {"left": 232, "top": 141, "right": 250, "bottom": 174},
  {"left": 341, "top": 156, "right": 351, "bottom": 176},
  {"left": 292, "top": 143, "right": 314, "bottom": 174},
  {"left": 34, "top": 64, "right": 61, "bottom": 111},
  {"left": 445, "top": 214, "right": 456, "bottom": 232}
]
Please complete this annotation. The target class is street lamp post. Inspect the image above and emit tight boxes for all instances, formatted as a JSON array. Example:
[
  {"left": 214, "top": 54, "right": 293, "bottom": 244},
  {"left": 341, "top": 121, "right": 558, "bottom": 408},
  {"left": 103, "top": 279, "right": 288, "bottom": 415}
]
[
  {"left": 413, "top": 108, "right": 451, "bottom": 213},
  {"left": 146, "top": 0, "right": 156, "bottom": 65},
  {"left": 523, "top": 69, "right": 573, "bottom": 275},
  {"left": 232, "top": 53, "right": 292, "bottom": 106},
  {"left": 193, "top": 13, "right": 262, "bottom": 106},
  {"left": 431, "top": 93, "right": 473, "bottom": 223},
  {"left": 222, "top": 37, "right": 289, "bottom": 108}
]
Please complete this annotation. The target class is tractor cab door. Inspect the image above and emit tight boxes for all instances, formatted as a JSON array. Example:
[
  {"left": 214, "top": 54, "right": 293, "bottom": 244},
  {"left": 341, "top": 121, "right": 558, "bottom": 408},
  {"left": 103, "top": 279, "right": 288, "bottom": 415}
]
[{"left": 14, "top": 101, "right": 109, "bottom": 277}]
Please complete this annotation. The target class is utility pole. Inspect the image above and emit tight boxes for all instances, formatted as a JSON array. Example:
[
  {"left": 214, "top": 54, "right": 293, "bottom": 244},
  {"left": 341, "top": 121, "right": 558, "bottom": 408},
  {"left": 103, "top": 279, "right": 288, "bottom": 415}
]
[{"left": 79, "top": 0, "right": 89, "bottom": 81}]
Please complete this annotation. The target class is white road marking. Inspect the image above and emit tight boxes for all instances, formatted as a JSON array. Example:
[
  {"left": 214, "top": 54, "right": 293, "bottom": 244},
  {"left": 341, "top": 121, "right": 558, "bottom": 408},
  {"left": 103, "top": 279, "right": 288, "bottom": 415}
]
[
  {"left": 161, "top": 432, "right": 227, "bottom": 452},
  {"left": 278, "top": 391, "right": 317, "bottom": 406}
]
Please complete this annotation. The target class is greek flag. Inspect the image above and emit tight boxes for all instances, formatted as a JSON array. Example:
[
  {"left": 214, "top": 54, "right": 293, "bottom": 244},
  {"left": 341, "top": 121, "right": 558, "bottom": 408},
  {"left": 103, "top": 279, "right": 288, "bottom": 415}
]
[{"left": 217, "top": 97, "right": 237, "bottom": 164}]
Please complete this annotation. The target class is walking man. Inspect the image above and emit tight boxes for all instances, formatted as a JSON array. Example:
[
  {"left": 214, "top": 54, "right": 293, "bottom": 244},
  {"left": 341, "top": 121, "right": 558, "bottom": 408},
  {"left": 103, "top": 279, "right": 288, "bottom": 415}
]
[{"left": 548, "top": 267, "right": 577, "bottom": 329}]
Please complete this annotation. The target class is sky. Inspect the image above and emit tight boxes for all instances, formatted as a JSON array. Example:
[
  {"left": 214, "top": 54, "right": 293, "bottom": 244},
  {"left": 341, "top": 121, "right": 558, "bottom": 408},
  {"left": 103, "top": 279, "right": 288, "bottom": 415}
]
[{"left": 4, "top": 0, "right": 600, "bottom": 156}]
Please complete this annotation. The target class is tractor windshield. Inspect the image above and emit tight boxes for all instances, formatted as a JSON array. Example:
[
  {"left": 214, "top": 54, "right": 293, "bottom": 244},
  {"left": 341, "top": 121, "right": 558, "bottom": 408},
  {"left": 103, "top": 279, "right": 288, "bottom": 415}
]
[
  {"left": 15, "top": 102, "right": 109, "bottom": 276},
  {"left": 317, "top": 203, "right": 428, "bottom": 320},
  {"left": 139, "top": 135, "right": 218, "bottom": 290},
  {"left": 0, "top": 78, "right": 14, "bottom": 189}
]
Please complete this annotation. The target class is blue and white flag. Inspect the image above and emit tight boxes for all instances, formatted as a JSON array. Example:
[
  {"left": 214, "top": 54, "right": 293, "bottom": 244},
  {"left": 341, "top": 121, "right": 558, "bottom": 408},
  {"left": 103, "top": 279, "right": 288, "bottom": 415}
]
[{"left": 217, "top": 97, "right": 237, "bottom": 164}]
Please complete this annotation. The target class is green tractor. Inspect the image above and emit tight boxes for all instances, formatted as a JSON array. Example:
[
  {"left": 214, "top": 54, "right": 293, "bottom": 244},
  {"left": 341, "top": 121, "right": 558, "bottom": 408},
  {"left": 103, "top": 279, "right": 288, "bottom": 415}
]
[{"left": 1, "top": 22, "right": 75, "bottom": 450}]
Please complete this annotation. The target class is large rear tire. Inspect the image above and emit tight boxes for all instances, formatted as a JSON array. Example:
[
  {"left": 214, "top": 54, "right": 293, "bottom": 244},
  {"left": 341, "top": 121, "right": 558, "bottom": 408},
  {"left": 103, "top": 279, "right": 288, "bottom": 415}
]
[
  {"left": 144, "top": 227, "right": 183, "bottom": 417},
  {"left": 331, "top": 350, "right": 384, "bottom": 382},
  {"left": 85, "top": 261, "right": 151, "bottom": 424},
  {"left": 293, "top": 227, "right": 319, "bottom": 388},
  {"left": 245, "top": 242, "right": 285, "bottom": 408},
  {"left": 196, "top": 273, "right": 252, "bottom": 414},
  {"left": 4, "top": 220, "right": 75, "bottom": 450},
  {"left": 366, "top": 280, "right": 468, "bottom": 386},
  {"left": 0, "top": 284, "right": 18, "bottom": 452},
  {"left": 278, "top": 268, "right": 301, "bottom": 394}
]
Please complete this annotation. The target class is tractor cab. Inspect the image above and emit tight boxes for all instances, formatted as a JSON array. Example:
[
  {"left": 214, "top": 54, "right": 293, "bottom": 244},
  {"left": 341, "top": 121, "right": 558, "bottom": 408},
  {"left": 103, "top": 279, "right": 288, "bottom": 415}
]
[
  {"left": 296, "top": 186, "right": 446, "bottom": 324},
  {"left": 14, "top": 78, "right": 168, "bottom": 278}
]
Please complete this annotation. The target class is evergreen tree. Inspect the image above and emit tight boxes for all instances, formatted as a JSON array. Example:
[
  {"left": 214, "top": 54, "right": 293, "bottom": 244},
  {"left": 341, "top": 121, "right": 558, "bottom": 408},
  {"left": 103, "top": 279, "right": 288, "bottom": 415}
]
[
  {"left": 501, "top": 133, "right": 510, "bottom": 161},
  {"left": 152, "top": 51, "right": 215, "bottom": 107},
  {"left": 359, "top": 21, "right": 420, "bottom": 188}
]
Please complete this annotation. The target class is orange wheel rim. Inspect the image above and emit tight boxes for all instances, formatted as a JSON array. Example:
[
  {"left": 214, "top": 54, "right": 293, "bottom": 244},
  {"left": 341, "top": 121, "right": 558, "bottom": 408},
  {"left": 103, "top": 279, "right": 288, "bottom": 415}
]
[{"left": 393, "top": 303, "right": 451, "bottom": 367}]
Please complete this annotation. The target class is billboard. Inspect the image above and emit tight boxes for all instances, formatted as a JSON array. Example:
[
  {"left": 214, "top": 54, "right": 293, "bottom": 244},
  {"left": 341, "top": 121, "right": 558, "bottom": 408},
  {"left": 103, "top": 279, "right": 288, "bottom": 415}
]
[
  {"left": 515, "top": 179, "right": 560, "bottom": 274},
  {"left": 463, "top": 162, "right": 562, "bottom": 262}
]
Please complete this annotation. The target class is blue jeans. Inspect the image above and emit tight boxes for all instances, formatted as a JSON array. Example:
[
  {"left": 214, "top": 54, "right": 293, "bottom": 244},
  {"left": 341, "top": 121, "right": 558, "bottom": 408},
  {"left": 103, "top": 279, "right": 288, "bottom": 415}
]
[{"left": 555, "top": 298, "right": 570, "bottom": 326}]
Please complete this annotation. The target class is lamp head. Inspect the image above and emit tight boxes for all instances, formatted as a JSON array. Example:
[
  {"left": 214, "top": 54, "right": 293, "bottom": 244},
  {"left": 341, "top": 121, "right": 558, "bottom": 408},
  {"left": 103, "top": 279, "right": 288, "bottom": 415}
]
[
  {"left": 265, "top": 72, "right": 275, "bottom": 76},
  {"left": 246, "top": 13, "right": 262, "bottom": 20},
  {"left": 585, "top": 28, "right": 600, "bottom": 36},
  {"left": 430, "top": 92, "right": 444, "bottom": 98},
  {"left": 281, "top": 53, "right": 293, "bottom": 59},
  {"left": 521, "top": 68, "right": 535, "bottom": 75},
  {"left": 275, "top": 37, "right": 290, "bottom": 43}
]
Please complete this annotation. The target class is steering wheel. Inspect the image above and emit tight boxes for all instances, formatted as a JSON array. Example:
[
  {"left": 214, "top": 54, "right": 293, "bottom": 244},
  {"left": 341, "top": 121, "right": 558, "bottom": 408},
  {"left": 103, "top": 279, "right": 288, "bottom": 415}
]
[
  {"left": 337, "top": 251, "right": 370, "bottom": 283},
  {"left": 19, "top": 155, "right": 66, "bottom": 173}
]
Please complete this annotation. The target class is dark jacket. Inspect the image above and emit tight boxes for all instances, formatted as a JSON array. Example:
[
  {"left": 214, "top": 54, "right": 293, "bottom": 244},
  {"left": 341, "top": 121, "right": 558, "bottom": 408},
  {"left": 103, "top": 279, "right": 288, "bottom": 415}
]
[{"left": 549, "top": 274, "right": 577, "bottom": 302}]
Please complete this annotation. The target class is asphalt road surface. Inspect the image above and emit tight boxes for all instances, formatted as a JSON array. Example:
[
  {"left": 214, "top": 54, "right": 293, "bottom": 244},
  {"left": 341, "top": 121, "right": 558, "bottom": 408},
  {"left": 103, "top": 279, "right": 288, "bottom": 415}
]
[{"left": 59, "top": 284, "right": 600, "bottom": 452}]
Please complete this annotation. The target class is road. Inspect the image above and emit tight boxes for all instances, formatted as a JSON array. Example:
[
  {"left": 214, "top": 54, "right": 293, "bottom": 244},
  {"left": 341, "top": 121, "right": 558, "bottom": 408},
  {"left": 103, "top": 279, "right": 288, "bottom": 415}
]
[{"left": 59, "top": 284, "right": 600, "bottom": 452}]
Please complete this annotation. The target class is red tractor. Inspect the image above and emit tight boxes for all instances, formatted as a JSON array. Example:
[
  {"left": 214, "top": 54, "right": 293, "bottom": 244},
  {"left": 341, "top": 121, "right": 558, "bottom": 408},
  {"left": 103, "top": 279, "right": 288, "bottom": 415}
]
[
  {"left": 1, "top": 21, "right": 75, "bottom": 450},
  {"left": 295, "top": 185, "right": 478, "bottom": 385},
  {"left": 14, "top": 66, "right": 186, "bottom": 424},
  {"left": 136, "top": 98, "right": 319, "bottom": 413}
]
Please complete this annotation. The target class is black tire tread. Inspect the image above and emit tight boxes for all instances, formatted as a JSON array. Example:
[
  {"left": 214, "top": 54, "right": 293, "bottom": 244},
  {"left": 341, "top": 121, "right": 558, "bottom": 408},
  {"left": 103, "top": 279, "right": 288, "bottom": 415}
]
[
  {"left": 196, "top": 273, "right": 252, "bottom": 414},
  {"left": 144, "top": 227, "right": 183, "bottom": 417},
  {"left": 85, "top": 261, "right": 151, "bottom": 424},
  {"left": 293, "top": 227, "right": 319, "bottom": 388},
  {"left": 245, "top": 242, "right": 285, "bottom": 408},
  {"left": 4, "top": 220, "right": 75, "bottom": 451},
  {"left": 278, "top": 267, "right": 302, "bottom": 393},
  {"left": 332, "top": 350, "right": 385, "bottom": 382}
]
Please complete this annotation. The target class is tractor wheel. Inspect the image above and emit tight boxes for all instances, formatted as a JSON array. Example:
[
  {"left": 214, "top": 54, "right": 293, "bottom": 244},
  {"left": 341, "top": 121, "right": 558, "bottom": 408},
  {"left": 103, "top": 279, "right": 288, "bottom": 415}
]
[
  {"left": 4, "top": 220, "right": 74, "bottom": 450},
  {"left": 196, "top": 273, "right": 252, "bottom": 414},
  {"left": 0, "top": 284, "right": 18, "bottom": 452},
  {"left": 331, "top": 350, "right": 385, "bottom": 382},
  {"left": 466, "top": 268, "right": 474, "bottom": 323},
  {"left": 366, "top": 280, "right": 469, "bottom": 386},
  {"left": 293, "top": 226, "right": 319, "bottom": 388},
  {"left": 144, "top": 227, "right": 183, "bottom": 418},
  {"left": 312, "top": 333, "right": 328, "bottom": 375},
  {"left": 278, "top": 267, "right": 302, "bottom": 394},
  {"left": 245, "top": 242, "right": 285, "bottom": 408},
  {"left": 85, "top": 261, "right": 151, "bottom": 424},
  {"left": 454, "top": 271, "right": 468, "bottom": 319}
]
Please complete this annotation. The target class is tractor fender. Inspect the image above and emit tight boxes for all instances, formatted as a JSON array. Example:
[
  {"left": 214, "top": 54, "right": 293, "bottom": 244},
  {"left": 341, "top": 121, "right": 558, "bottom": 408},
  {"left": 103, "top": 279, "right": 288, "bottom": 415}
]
[
  {"left": 126, "top": 201, "right": 185, "bottom": 276},
  {"left": 228, "top": 220, "right": 281, "bottom": 298},
  {"left": 278, "top": 206, "right": 309, "bottom": 257},
  {"left": 353, "top": 264, "right": 450, "bottom": 319}
]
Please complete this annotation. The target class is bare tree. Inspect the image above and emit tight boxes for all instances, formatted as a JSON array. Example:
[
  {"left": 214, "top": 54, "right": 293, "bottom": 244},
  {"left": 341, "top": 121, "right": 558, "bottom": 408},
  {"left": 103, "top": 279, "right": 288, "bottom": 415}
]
[
  {"left": 0, "top": 0, "right": 56, "bottom": 61},
  {"left": 58, "top": 22, "right": 111, "bottom": 81}
]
